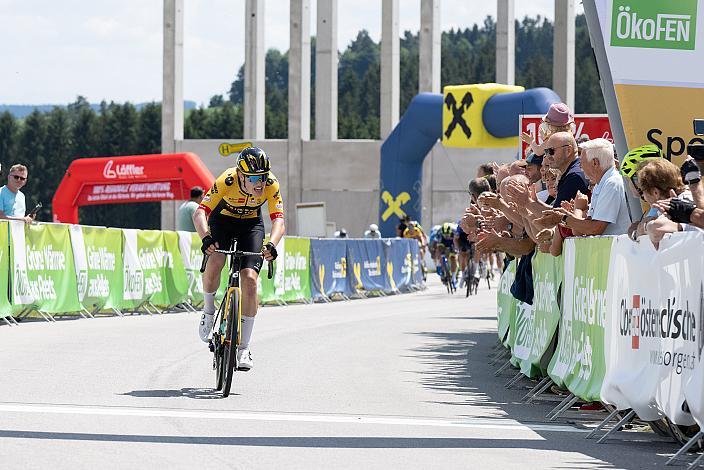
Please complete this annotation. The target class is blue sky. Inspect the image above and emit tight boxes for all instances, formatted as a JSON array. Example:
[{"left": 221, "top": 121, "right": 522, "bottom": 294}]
[{"left": 0, "top": 0, "right": 583, "bottom": 106}]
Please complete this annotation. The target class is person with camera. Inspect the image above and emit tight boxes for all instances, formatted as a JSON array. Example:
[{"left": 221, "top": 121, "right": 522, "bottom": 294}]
[
  {"left": 651, "top": 152, "right": 704, "bottom": 234},
  {"left": 0, "top": 164, "right": 35, "bottom": 224}
]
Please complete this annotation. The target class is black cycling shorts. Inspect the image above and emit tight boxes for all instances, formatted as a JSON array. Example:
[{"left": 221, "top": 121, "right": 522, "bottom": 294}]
[
  {"left": 208, "top": 213, "right": 265, "bottom": 273},
  {"left": 457, "top": 237, "right": 472, "bottom": 253}
]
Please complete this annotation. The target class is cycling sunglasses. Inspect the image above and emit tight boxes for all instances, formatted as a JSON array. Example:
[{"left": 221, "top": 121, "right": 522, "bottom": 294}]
[
  {"left": 246, "top": 174, "right": 267, "bottom": 184},
  {"left": 543, "top": 144, "right": 573, "bottom": 156},
  {"left": 631, "top": 174, "right": 644, "bottom": 198}
]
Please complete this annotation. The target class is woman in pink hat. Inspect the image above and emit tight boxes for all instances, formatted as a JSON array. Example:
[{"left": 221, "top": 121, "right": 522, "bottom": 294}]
[{"left": 521, "top": 102, "right": 576, "bottom": 158}]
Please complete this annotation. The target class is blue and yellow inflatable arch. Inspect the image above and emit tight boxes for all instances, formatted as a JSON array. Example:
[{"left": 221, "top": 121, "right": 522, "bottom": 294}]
[{"left": 379, "top": 84, "right": 560, "bottom": 236}]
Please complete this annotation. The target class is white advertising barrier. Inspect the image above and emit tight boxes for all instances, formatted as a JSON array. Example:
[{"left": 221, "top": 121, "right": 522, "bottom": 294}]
[
  {"left": 654, "top": 232, "right": 703, "bottom": 425},
  {"left": 602, "top": 232, "right": 704, "bottom": 426},
  {"left": 602, "top": 235, "right": 664, "bottom": 420}
]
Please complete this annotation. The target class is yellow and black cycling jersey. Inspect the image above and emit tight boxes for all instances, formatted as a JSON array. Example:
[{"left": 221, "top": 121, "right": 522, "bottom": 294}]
[
  {"left": 402, "top": 224, "right": 425, "bottom": 239},
  {"left": 199, "top": 168, "right": 284, "bottom": 221}
]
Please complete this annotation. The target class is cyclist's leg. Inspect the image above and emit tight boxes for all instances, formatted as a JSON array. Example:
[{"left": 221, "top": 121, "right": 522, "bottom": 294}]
[
  {"left": 234, "top": 220, "right": 265, "bottom": 353},
  {"left": 459, "top": 249, "right": 468, "bottom": 273},
  {"left": 203, "top": 252, "right": 226, "bottom": 313},
  {"left": 199, "top": 214, "right": 231, "bottom": 341},
  {"left": 449, "top": 251, "right": 458, "bottom": 274},
  {"left": 204, "top": 213, "right": 234, "bottom": 304}
]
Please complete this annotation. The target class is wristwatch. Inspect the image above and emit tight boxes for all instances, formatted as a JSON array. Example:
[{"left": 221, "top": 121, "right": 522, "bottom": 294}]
[
  {"left": 507, "top": 222, "right": 513, "bottom": 232},
  {"left": 560, "top": 214, "right": 569, "bottom": 226}
]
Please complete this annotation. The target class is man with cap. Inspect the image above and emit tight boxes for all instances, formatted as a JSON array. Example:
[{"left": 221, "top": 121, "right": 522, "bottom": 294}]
[{"left": 524, "top": 152, "right": 543, "bottom": 185}]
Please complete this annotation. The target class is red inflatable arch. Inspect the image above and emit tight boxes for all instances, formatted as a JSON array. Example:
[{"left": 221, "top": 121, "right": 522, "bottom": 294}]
[{"left": 52, "top": 153, "right": 214, "bottom": 224}]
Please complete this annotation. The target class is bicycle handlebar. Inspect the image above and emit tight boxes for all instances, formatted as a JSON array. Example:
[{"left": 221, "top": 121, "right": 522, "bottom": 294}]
[{"left": 200, "top": 250, "right": 274, "bottom": 280}]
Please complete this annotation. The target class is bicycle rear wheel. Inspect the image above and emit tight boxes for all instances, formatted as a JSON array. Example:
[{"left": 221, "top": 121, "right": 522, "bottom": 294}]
[
  {"left": 212, "top": 299, "right": 228, "bottom": 391},
  {"left": 221, "top": 288, "right": 240, "bottom": 398}
]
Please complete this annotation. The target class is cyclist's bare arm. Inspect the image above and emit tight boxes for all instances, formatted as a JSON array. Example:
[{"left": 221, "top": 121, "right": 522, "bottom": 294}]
[
  {"left": 193, "top": 208, "right": 220, "bottom": 256},
  {"left": 263, "top": 218, "right": 286, "bottom": 261}
]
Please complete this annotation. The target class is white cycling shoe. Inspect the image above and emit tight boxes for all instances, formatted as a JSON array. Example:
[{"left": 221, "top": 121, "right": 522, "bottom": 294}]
[
  {"left": 199, "top": 313, "right": 214, "bottom": 342},
  {"left": 237, "top": 348, "right": 253, "bottom": 371}
]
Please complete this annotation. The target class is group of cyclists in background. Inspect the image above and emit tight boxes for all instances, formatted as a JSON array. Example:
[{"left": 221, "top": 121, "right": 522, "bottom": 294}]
[{"left": 396, "top": 203, "right": 499, "bottom": 296}]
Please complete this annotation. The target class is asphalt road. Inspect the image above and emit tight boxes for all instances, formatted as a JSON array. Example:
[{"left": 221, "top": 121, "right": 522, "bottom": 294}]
[{"left": 0, "top": 277, "right": 685, "bottom": 469}]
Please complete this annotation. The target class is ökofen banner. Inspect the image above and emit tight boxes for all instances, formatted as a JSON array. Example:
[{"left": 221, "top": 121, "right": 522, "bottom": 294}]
[{"left": 589, "top": 0, "right": 704, "bottom": 163}]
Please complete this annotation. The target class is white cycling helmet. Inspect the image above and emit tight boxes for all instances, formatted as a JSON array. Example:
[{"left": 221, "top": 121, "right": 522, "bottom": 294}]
[{"left": 369, "top": 224, "right": 378, "bottom": 231}]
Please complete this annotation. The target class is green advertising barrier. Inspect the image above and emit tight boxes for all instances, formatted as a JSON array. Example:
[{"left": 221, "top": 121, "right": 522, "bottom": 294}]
[
  {"left": 0, "top": 222, "right": 11, "bottom": 318},
  {"left": 497, "top": 259, "right": 517, "bottom": 345},
  {"left": 70, "top": 226, "right": 124, "bottom": 311},
  {"left": 512, "top": 252, "right": 564, "bottom": 378},
  {"left": 280, "top": 237, "right": 311, "bottom": 303},
  {"left": 136, "top": 230, "right": 169, "bottom": 306},
  {"left": 178, "top": 231, "right": 205, "bottom": 305},
  {"left": 10, "top": 222, "right": 81, "bottom": 314},
  {"left": 548, "top": 237, "right": 612, "bottom": 401},
  {"left": 161, "top": 231, "right": 189, "bottom": 307}
]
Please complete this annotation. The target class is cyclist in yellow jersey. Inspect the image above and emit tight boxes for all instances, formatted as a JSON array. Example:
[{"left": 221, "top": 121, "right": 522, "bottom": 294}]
[
  {"left": 193, "top": 147, "right": 286, "bottom": 371},
  {"left": 402, "top": 220, "right": 428, "bottom": 260}
]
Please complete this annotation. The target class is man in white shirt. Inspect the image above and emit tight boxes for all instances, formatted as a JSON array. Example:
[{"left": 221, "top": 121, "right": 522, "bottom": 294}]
[
  {"left": 559, "top": 138, "right": 631, "bottom": 236},
  {"left": 0, "top": 164, "right": 33, "bottom": 224}
]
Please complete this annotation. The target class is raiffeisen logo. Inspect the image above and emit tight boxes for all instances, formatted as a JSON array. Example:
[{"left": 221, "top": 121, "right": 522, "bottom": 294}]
[{"left": 611, "top": 0, "right": 697, "bottom": 50}]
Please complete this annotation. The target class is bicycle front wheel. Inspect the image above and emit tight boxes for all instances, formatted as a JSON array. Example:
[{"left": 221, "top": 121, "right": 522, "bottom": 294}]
[{"left": 221, "top": 287, "right": 241, "bottom": 398}]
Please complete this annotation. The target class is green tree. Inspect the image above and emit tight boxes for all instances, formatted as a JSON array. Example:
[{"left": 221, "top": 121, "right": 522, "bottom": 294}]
[
  {"left": 0, "top": 112, "right": 18, "bottom": 168},
  {"left": 40, "top": 107, "right": 73, "bottom": 219},
  {"left": 138, "top": 102, "right": 161, "bottom": 154},
  {"left": 16, "top": 110, "right": 48, "bottom": 213},
  {"left": 70, "top": 97, "right": 97, "bottom": 157}
]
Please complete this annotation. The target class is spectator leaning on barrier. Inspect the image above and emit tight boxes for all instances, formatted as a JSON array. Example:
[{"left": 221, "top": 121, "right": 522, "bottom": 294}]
[
  {"left": 468, "top": 177, "right": 491, "bottom": 204},
  {"left": 511, "top": 132, "right": 589, "bottom": 257},
  {"left": 648, "top": 157, "right": 704, "bottom": 245},
  {"left": 553, "top": 138, "right": 631, "bottom": 236},
  {"left": 396, "top": 214, "right": 411, "bottom": 237},
  {"left": 509, "top": 159, "right": 527, "bottom": 177},
  {"left": 0, "top": 164, "right": 33, "bottom": 224},
  {"left": 524, "top": 152, "right": 543, "bottom": 186},
  {"left": 179, "top": 186, "right": 204, "bottom": 232},
  {"left": 364, "top": 223, "right": 382, "bottom": 239},
  {"left": 476, "top": 163, "right": 494, "bottom": 178},
  {"left": 521, "top": 102, "right": 576, "bottom": 157},
  {"left": 618, "top": 144, "right": 664, "bottom": 239}
]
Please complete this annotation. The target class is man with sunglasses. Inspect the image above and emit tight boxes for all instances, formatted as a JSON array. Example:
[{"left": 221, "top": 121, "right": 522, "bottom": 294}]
[
  {"left": 0, "top": 164, "right": 34, "bottom": 224},
  {"left": 193, "top": 147, "right": 285, "bottom": 371}
]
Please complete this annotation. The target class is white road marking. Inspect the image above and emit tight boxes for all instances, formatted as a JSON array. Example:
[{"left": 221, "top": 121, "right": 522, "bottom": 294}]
[{"left": 0, "top": 402, "right": 586, "bottom": 434}]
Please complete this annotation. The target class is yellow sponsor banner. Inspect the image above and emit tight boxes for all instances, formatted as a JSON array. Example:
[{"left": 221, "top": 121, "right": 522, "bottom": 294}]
[
  {"left": 218, "top": 141, "right": 254, "bottom": 157},
  {"left": 442, "top": 83, "right": 523, "bottom": 148},
  {"left": 615, "top": 84, "right": 704, "bottom": 165}
]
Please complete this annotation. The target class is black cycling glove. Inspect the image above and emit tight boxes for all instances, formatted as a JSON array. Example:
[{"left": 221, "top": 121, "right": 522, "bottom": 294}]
[
  {"left": 681, "top": 159, "right": 702, "bottom": 185},
  {"left": 264, "top": 241, "right": 278, "bottom": 260},
  {"left": 666, "top": 198, "right": 696, "bottom": 224},
  {"left": 201, "top": 234, "right": 216, "bottom": 254}
]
